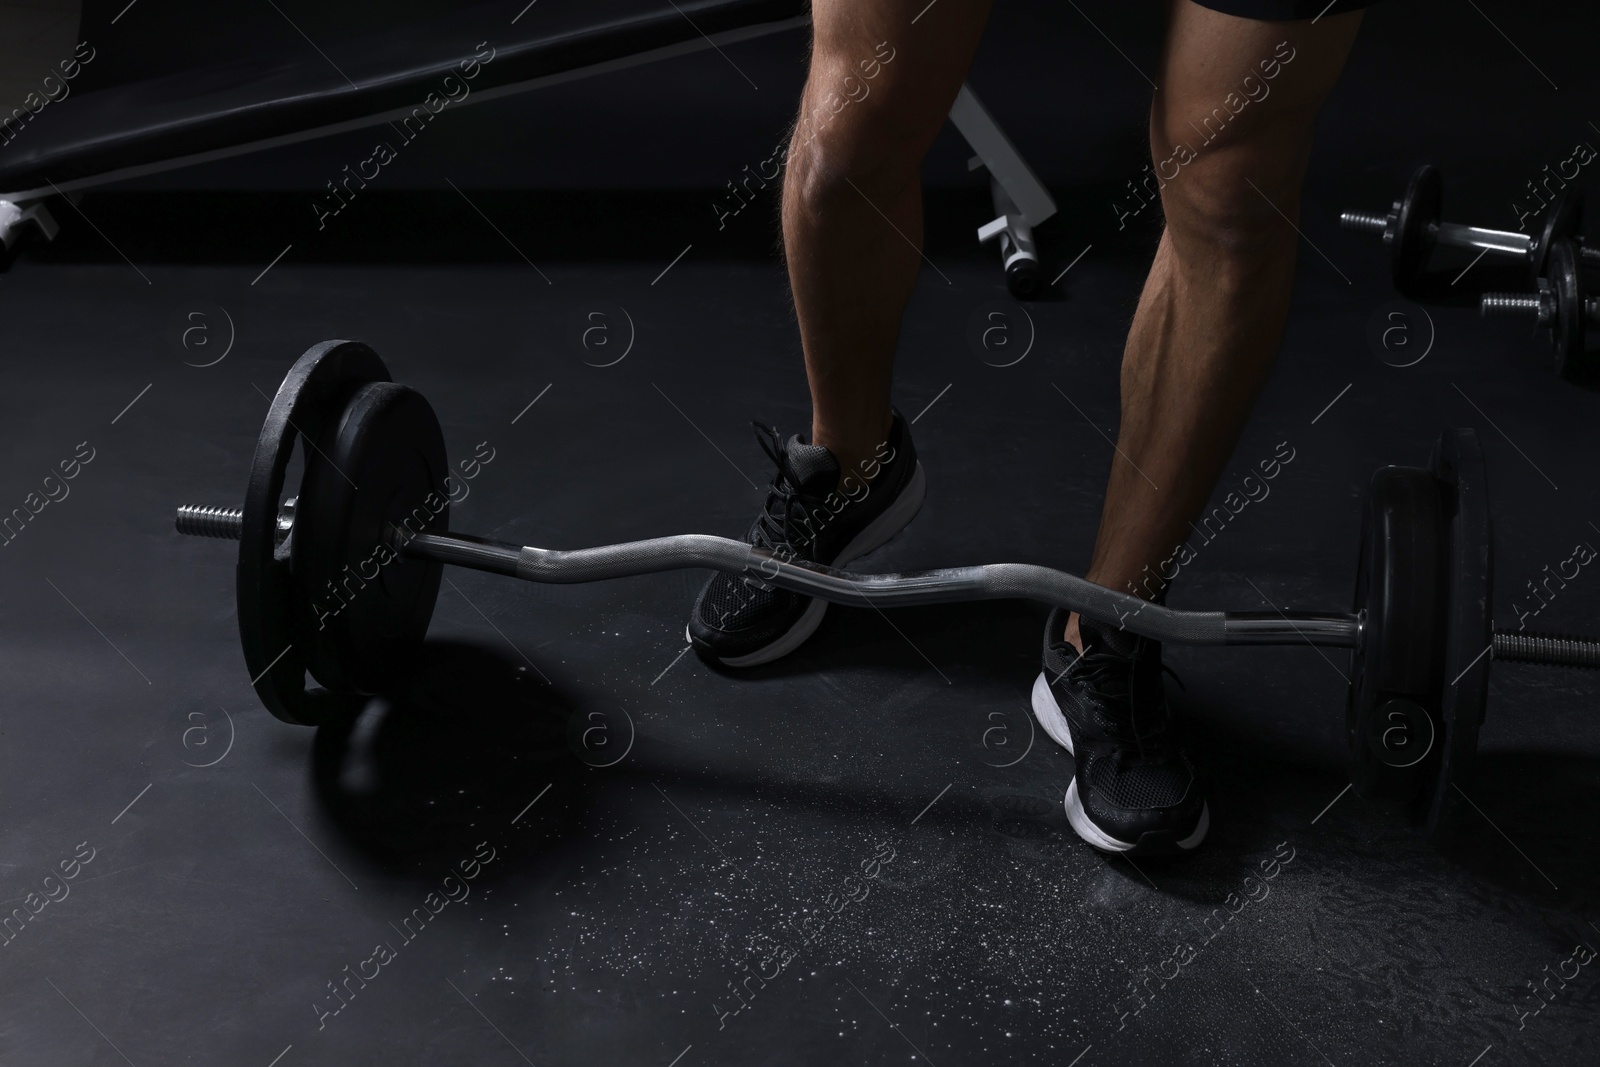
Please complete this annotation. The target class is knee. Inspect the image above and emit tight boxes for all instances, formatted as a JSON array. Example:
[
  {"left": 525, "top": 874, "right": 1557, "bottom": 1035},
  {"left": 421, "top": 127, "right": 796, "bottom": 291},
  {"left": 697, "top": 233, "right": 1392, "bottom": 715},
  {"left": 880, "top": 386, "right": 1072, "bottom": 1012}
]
[
  {"left": 1152, "top": 119, "right": 1315, "bottom": 261},
  {"left": 784, "top": 61, "right": 927, "bottom": 217},
  {"left": 1158, "top": 153, "right": 1304, "bottom": 260},
  {"left": 786, "top": 118, "right": 922, "bottom": 218}
]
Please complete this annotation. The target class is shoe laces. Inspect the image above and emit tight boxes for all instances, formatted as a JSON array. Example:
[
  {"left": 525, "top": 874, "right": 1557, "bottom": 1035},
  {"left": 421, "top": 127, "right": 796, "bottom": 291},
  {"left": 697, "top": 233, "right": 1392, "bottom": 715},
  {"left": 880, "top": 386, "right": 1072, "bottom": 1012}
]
[
  {"left": 749, "top": 422, "right": 825, "bottom": 553},
  {"left": 1067, "top": 640, "right": 1183, "bottom": 764}
]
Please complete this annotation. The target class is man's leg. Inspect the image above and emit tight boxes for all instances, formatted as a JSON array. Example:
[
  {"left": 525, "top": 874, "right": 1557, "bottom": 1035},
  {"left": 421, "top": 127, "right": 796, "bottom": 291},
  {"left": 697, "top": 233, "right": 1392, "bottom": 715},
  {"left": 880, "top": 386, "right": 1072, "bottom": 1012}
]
[
  {"left": 687, "top": 2, "right": 991, "bottom": 666},
  {"left": 785, "top": 0, "right": 993, "bottom": 480},
  {"left": 1067, "top": 2, "right": 1364, "bottom": 648}
]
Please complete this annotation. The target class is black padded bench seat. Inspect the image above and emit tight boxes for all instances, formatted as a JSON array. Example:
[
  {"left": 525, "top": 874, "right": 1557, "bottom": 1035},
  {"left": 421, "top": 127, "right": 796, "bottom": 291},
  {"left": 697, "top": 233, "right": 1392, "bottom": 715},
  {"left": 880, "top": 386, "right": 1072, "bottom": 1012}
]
[{"left": 0, "top": 0, "right": 809, "bottom": 198}]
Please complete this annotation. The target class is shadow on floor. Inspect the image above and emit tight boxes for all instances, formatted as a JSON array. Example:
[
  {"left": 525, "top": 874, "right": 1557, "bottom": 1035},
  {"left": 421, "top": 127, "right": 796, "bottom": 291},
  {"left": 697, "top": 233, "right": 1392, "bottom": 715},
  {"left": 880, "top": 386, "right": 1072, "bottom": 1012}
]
[
  {"left": 308, "top": 634, "right": 1600, "bottom": 916},
  {"left": 1439, "top": 750, "right": 1600, "bottom": 906},
  {"left": 311, "top": 639, "right": 591, "bottom": 868}
]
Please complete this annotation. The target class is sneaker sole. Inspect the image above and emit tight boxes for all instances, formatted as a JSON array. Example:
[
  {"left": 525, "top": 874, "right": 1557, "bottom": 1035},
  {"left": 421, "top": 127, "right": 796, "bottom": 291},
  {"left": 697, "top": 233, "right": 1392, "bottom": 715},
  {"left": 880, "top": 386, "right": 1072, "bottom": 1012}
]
[
  {"left": 692, "top": 461, "right": 928, "bottom": 668},
  {"left": 1030, "top": 671, "right": 1209, "bottom": 854}
]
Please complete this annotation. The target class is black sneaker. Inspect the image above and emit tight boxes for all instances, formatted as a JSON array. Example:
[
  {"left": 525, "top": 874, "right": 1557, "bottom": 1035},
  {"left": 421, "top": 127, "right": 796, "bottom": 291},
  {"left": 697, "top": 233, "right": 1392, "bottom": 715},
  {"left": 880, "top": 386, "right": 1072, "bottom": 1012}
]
[
  {"left": 1030, "top": 607, "right": 1208, "bottom": 854},
  {"left": 687, "top": 411, "right": 926, "bottom": 666}
]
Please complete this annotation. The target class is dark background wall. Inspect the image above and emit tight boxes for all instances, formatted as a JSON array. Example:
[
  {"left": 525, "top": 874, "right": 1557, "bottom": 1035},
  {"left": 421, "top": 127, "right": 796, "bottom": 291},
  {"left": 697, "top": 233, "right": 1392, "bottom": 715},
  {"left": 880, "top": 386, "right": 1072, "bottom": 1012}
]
[{"left": 72, "top": 0, "right": 1600, "bottom": 233}]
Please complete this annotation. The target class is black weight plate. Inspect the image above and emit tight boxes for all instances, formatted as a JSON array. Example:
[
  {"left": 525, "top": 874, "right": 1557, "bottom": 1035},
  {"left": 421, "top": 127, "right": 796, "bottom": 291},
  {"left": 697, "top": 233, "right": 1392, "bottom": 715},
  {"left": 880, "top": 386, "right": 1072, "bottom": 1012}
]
[
  {"left": 1347, "top": 465, "right": 1444, "bottom": 799},
  {"left": 240, "top": 341, "right": 391, "bottom": 726},
  {"left": 293, "top": 381, "right": 449, "bottom": 699},
  {"left": 1424, "top": 428, "right": 1492, "bottom": 839},
  {"left": 1549, "top": 240, "right": 1586, "bottom": 380},
  {"left": 1393, "top": 164, "right": 1442, "bottom": 296},
  {"left": 1530, "top": 186, "right": 1584, "bottom": 285}
]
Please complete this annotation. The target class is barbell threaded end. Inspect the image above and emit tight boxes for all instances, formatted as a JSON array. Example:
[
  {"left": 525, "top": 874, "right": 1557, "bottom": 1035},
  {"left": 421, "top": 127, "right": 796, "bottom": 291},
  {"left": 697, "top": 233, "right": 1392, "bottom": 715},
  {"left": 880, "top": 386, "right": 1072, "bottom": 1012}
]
[
  {"left": 1492, "top": 629, "right": 1600, "bottom": 669},
  {"left": 1340, "top": 210, "right": 1389, "bottom": 236},
  {"left": 1479, "top": 292, "right": 1545, "bottom": 317},
  {"left": 177, "top": 504, "right": 244, "bottom": 540}
]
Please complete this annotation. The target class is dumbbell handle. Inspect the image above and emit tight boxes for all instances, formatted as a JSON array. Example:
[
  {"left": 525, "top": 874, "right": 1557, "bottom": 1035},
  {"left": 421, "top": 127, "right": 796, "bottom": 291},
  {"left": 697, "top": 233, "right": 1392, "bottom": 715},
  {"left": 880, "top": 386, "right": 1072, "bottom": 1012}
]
[
  {"left": 1438, "top": 221, "right": 1535, "bottom": 256},
  {"left": 176, "top": 504, "right": 1358, "bottom": 648},
  {"left": 1340, "top": 211, "right": 1533, "bottom": 256},
  {"left": 1480, "top": 291, "right": 1600, "bottom": 323}
]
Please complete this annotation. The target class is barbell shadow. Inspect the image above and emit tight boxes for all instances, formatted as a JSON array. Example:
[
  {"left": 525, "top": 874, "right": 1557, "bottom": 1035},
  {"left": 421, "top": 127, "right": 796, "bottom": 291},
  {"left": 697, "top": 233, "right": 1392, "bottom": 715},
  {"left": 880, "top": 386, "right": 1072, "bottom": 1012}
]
[
  {"left": 1430, "top": 749, "right": 1600, "bottom": 904},
  {"left": 303, "top": 635, "right": 1023, "bottom": 876},
  {"left": 1179, "top": 679, "right": 1600, "bottom": 906},
  {"left": 298, "top": 633, "right": 1070, "bottom": 879},
  {"left": 262, "top": 621, "right": 1594, "bottom": 905},
  {"left": 1552, "top": 360, "right": 1600, "bottom": 392},
  {"left": 297, "top": 630, "right": 1599, "bottom": 909},
  {"left": 604, "top": 688, "right": 1337, "bottom": 902},
  {"left": 309, "top": 639, "right": 593, "bottom": 866}
]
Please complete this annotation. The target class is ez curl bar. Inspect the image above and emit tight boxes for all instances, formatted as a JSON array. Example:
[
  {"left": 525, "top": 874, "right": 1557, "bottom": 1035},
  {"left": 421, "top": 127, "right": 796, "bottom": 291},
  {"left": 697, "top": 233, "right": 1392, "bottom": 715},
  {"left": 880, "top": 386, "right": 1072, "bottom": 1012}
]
[{"left": 176, "top": 342, "right": 1600, "bottom": 839}]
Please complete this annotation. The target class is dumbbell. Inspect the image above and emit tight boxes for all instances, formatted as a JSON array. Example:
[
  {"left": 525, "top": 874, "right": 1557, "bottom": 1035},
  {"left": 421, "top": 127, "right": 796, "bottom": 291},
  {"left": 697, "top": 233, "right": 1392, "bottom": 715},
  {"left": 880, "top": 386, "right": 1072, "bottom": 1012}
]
[
  {"left": 1340, "top": 164, "right": 1596, "bottom": 295},
  {"left": 178, "top": 342, "right": 1600, "bottom": 839},
  {"left": 1479, "top": 240, "right": 1597, "bottom": 379}
]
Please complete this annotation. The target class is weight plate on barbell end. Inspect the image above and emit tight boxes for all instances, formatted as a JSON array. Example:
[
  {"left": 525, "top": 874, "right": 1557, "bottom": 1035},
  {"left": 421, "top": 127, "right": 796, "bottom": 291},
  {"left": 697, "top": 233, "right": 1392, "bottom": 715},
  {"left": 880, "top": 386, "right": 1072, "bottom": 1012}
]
[
  {"left": 1422, "top": 427, "right": 1492, "bottom": 840},
  {"left": 240, "top": 341, "right": 391, "bottom": 727},
  {"left": 1393, "top": 164, "right": 1442, "bottom": 297},
  {"left": 1370, "top": 697, "right": 1435, "bottom": 770},
  {"left": 1347, "top": 465, "right": 1445, "bottom": 800},
  {"left": 1549, "top": 240, "right": 1585, "bottom": 381},
  {"left": 1530, "top": 186, "right": 1585, "bottom": 286},
  {"left": 293, "top": 381, "right": 448, "bottom": 698}
]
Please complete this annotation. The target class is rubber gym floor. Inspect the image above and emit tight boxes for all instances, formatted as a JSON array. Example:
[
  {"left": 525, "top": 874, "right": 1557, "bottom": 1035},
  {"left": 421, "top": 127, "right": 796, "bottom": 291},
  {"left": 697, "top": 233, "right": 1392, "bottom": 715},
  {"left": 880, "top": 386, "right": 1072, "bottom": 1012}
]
[{"left": 2, "top": 2, "right": 1596, "bottom": 1065}]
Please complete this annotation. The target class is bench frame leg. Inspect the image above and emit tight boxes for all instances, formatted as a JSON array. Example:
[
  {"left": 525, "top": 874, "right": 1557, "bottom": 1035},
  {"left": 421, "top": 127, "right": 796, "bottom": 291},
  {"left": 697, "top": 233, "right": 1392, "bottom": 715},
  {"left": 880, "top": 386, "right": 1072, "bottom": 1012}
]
[
  {"left": 948, "top": 83, "right": 1057, "bottom": 299},
  {"left": 0, "top": 198, "right": 60, "bottom": 264}
]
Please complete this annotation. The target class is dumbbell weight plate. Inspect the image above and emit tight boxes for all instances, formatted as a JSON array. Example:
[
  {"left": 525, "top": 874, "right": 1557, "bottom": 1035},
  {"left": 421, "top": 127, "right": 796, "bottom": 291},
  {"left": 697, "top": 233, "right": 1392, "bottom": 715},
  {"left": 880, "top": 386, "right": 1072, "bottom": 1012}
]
[
  {"left": 293, "top": 381, "right": 448, "bottom": 700},
  {"left": 1422, "top": 428, "right": 1492, "bottom": 839},
  {"left": 1393, "top": 164, "right": 1443, "bottom": 297},
  {"left": 1549, "top": 240, "right": 1586, "bottom": 380},
  {"left": 1530, "top": 186, "right": 1584, "bottom": 286},
  {"left": 240, "top": 340, "right": 391, "bottom": 726},
  {"left": 1347, "top": 465, "right": 1444, "bottom": 799}
]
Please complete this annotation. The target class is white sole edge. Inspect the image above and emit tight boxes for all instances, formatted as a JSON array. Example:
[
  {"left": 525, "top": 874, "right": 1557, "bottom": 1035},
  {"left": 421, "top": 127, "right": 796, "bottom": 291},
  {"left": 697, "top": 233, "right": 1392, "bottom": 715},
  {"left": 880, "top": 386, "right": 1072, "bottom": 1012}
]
[
  {"left": 1030, "top": 670, "right": 1077, "bottom": 754},
  {"left": 1031, "top": 671, "right": 1209, "bottom": 853},
  {"left": 699, "top": 461, "right": 928, "bottom": 668}
]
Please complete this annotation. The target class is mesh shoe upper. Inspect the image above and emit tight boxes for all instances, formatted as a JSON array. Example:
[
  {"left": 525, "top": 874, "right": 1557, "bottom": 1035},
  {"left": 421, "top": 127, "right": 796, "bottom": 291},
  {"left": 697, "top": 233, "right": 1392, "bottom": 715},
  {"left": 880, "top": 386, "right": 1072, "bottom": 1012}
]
[
  {"left": 1041, "top": 607, "right": 1204, "bottom": 844},
  {"left": 694, "top": 424, "right": 840, "bottom": 637},
  {"left": 689, "top": 413, "right": 919, "bottom": 659}
]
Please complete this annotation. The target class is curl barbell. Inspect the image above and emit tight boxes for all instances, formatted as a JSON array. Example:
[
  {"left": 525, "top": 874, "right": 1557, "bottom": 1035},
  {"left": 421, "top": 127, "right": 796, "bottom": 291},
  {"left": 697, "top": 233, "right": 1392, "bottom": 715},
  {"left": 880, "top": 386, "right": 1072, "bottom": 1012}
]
[{"left": 177, "top": 342, "right": 1600, "bottom": 838}]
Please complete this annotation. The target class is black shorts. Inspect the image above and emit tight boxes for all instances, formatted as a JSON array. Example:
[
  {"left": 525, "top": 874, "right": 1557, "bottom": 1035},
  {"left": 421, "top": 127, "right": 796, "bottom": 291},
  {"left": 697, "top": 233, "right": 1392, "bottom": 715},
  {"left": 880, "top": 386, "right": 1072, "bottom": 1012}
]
[{"left": 1193, "top": 0, "right": 1380, "bottom": 18}]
